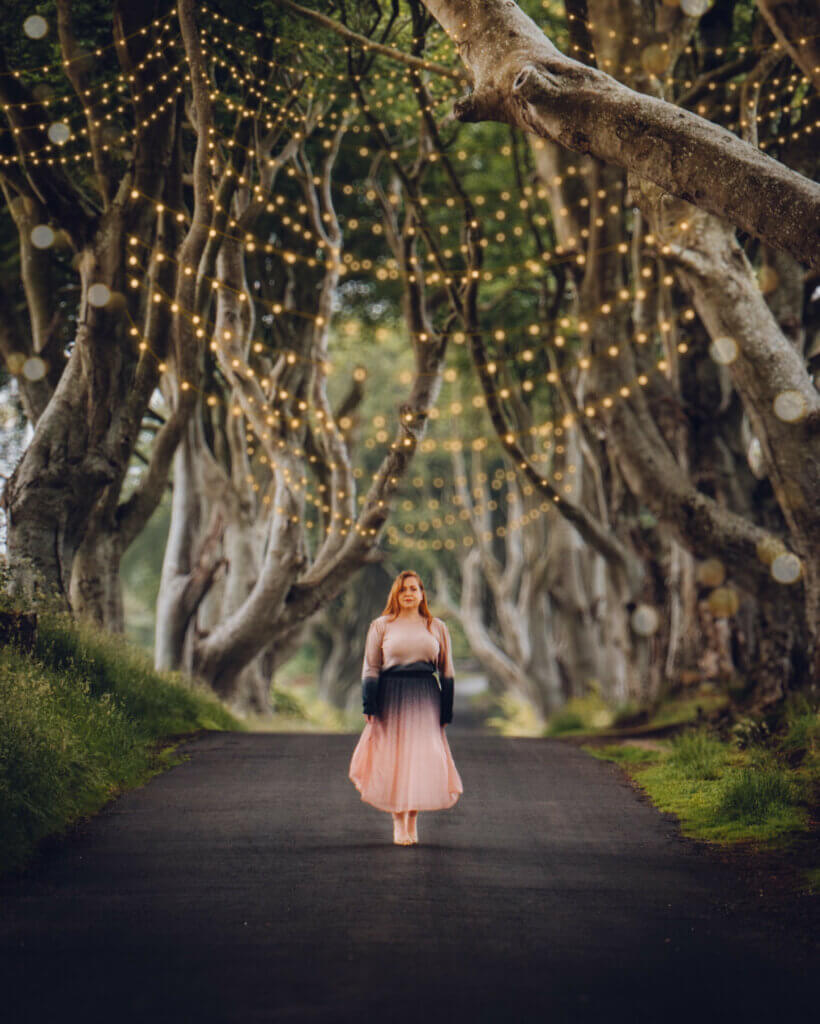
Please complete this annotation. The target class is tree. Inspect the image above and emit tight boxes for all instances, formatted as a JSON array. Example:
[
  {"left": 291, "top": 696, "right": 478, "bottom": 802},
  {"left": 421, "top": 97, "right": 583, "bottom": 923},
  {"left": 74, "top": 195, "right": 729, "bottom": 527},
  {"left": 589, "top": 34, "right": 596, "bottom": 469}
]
[
  {"left": 399, "top": 0, "right": 820, "bottom": 699},
  {"left": 0, "top": 0, "right": 206, "bottom": 621}
]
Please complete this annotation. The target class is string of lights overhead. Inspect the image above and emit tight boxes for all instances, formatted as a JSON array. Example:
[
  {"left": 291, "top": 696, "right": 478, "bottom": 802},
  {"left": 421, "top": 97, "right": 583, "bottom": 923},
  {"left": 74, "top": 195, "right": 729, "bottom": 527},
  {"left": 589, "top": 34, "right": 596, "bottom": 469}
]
[{"left": 2, "top": 1, "right": 811, "bottom": 588}]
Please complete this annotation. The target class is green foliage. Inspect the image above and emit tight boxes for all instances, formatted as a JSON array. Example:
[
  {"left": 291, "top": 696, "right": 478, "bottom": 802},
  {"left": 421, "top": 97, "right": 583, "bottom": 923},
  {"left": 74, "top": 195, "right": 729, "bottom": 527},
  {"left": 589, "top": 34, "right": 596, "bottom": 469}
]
[
  {"left": 780, "top": 691, "right": 820, "bottom": 757},
  {"left": 0, "top": 609, "right": 243, "bottom": 874},
  {"left": 666, "top": 727, "right": 728, "bottom": 779},
  {"left": 544, "top": 692, "right": 615, "bottom": 736},
  {"left": 545, "top": 709, "right": 585, "bottom": 735},
  {"left": 270, "top": 683, "right": 309, "bottom": 717},
  {"left": 583, "top": 743, "right": 658, "bottom": 765},
  {"left": 731, "top": 715, "right": 772, "bottom": 750},
  {"left": 266, "top": 681, "right": 358, "bottom": 733},
  {"left": 485, "top": 692, "right": 544, "bottom": 737},
  {"left": 715, "top": 763, "right": 802, "bottom": 825},
  {"left": 590, "top": 717, "right": 813, "bottom": 847},
  {"left": 32, "top": 610, "right": 237, "bottom": 737}
]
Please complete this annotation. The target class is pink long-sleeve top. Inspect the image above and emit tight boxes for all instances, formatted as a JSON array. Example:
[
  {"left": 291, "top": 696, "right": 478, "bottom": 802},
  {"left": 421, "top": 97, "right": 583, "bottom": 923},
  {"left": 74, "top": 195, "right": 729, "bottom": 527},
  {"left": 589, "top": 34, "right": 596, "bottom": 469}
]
[{"left": 361, "top": 614, "right": 455, "bottom": 681}]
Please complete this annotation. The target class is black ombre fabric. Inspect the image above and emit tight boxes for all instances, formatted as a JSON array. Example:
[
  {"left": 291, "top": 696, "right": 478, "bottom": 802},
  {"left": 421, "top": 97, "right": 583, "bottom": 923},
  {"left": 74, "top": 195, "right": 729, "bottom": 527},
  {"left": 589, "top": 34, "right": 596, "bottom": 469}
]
[
  {"left": 361, "top": 660, "right": 453, "bottom": 725},
  {"left": 351, "top": 647, "right": 463, "bottom": 811}
]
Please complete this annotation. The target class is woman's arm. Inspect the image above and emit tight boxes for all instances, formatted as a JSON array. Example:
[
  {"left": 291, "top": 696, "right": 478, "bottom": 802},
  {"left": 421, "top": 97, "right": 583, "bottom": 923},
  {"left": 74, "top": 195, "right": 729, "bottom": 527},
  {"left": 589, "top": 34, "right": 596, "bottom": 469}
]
[
  {"left": 361, "top": 619, "right": 383, "bottom": 717},
  {"left": 437, "top": 620, "right": 455, "bottom": 726}
]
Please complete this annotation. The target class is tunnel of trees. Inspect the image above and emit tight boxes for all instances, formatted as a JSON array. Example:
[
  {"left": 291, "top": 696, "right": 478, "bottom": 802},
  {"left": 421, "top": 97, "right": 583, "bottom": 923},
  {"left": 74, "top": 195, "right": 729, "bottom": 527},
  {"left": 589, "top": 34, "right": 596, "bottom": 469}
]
[{"left": 0, "top": 0, "right": 818, "bottom": 721}]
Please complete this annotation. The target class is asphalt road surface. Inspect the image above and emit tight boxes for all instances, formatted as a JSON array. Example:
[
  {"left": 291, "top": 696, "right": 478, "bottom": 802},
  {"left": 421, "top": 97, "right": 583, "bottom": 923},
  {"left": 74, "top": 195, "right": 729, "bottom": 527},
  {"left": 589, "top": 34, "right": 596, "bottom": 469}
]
[{"left": 1, "top": 730, "right": 815, "bottom": 1023}]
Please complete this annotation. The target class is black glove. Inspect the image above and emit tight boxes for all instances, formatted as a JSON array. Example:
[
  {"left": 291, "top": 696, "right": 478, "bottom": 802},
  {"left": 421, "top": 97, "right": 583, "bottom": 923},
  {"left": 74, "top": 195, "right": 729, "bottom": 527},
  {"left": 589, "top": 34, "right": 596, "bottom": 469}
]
[
  {"left": 439, "top": 676, "right": 454, "bottom": 726},
  {"left": 362, "top": 676, "right": 380, "bottom": 717}
]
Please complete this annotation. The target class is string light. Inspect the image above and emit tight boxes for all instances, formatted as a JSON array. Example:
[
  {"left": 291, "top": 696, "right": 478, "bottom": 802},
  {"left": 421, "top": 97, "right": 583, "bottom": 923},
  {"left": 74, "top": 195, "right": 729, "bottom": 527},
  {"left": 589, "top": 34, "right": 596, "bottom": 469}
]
[
  {"left": 2, "top": 0, "right": 810, "bottom": 569},
  {"left": 2, "top": 9, "right": 177, "bottom": 76}
]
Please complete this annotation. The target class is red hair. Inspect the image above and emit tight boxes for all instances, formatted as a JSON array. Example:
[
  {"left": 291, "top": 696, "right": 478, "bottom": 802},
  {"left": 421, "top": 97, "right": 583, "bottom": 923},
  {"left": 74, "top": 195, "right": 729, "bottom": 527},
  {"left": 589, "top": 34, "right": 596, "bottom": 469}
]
[{"left": 381, "top": 570, "right": 434, "bottom": 631}]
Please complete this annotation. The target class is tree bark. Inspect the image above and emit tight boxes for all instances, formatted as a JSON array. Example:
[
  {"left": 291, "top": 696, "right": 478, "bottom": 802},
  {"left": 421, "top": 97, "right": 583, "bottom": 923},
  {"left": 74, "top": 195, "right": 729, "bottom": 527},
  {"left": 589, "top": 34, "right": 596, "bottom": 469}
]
[
  {"left": 634, "top": 180, "right": 820, "bottom": 674},
  {"left": 0, "top": 0, "right": 193, "bottom": 611},
  {"left": 419, "top": 0, "right": 820, "bottom": 268}
]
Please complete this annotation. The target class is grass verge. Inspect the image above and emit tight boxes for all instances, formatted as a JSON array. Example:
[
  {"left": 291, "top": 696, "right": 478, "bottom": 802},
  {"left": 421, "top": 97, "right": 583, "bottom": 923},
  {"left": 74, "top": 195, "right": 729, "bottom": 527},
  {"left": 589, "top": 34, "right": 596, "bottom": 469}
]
[
  {"left": 0, "top": 607, "right": 244, "bottom": 876},
  {"left": 580, "top": 691, "right": 819, "bottom": 896}
]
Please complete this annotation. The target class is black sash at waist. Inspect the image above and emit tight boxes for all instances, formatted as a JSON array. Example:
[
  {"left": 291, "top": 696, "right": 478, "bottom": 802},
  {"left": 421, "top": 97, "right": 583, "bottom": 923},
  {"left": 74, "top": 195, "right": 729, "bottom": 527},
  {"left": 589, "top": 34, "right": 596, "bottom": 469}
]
[{"left": 379, "top": 661, "right": 438, "bottom": 679}]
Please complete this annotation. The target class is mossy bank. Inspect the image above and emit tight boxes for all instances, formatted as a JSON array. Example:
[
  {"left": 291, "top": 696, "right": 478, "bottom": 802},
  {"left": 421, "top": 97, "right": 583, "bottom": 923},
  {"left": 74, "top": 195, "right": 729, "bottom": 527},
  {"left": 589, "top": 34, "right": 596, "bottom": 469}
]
[
  {"left": 578, "top": 693, "right": 819, "bottom": 898},
  {"left": 0, "top": 607, "right": 245, "bottom": 876}
]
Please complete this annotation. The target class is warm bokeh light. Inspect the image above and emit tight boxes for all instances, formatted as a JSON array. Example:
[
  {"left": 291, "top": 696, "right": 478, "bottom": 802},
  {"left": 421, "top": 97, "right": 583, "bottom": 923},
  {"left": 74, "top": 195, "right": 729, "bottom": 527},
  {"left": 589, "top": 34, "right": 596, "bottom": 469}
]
[
  {"left": 30, "top": 225, "right": 55, "bottom": 249},
  {"left": 47, "top": 122, "right": 71, "bottom": 145},
  {"left": 22, "top": 356, "right": 47, "bottom": 382},
  {"left": 773, "top": 390, "right": 807, "bottom": 423},
  {"left": 23, "top": 14, "right": 48, "bottom": 38},
  {"left": 708, "top": 336, "right": 738, "bottom": 365},
  {"left": 771, "top": 553, "right": 802, "bottom": 585},
  {"left": 87, "top": 283, "right": 112, "bottom": 307},
  {"left": 697, "top": 559, "right": 726, "bottom": 588},
  {"left": 706, "top": 586, "right": 740, "bottom": 618},
  {"left": 631, "top": 605, "right": 660, "bottom": 636}
]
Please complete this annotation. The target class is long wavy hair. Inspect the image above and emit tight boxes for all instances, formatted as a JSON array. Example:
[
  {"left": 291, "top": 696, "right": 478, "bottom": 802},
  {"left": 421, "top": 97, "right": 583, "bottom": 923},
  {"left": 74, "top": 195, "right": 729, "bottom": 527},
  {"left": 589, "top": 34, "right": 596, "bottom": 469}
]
[{"left": 381, "top": 570, "right": 434, "bottom": 631}]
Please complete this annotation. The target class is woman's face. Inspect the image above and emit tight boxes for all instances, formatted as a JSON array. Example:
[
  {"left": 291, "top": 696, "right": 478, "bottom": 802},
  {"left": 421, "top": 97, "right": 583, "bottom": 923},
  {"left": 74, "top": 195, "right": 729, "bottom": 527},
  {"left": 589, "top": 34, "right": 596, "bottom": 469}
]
[{"left": 398, "top": 576, "right": 423, "bottom": 611}]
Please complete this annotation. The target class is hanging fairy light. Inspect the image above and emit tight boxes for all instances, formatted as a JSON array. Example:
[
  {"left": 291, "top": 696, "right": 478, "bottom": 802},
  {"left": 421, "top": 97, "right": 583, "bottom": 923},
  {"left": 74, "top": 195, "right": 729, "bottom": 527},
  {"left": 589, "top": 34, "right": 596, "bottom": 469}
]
[
  {"left": 630, "top": 604, "right": 660, "bottom": 636},
  {"left": 771, "top": 552, "right": 802, "bottom": 585},
  {"left": 87, "top": 283, "right": 111, "bottom": 307},
  {"left": 23, "top": 14, "right": 48, "bottom": 39},
  {"left": 641, "top": 44, "right": 668, "bottom": 76},
  {"left": 47, "top": 122, "right": 71, "bottom": 145},
  {"left": 5, "top": 352, "right": 27, "bottom": 374},
  {"left": 708, "top": 336, "right": 738, "bottom": 365},
  {"left": 680, "top": 0, "right": 711, "bottom": 15},
  {"left": 756, "top": 536, "right": 786, "bottom": 567},
  {"left": 22, "top": 356, "right": 47, "bottom": 382},
  {"left": 706, "top": 586, "right": 740, "bottom": 617},
  {"left": 773, "top": 389, "right": 807, "bottom": 422},
  {"left": 30, "top": 224, "right": 55, "bottom": 249},
  {"left": 696, "top": 558, "right": 725, "bottom": 587}
]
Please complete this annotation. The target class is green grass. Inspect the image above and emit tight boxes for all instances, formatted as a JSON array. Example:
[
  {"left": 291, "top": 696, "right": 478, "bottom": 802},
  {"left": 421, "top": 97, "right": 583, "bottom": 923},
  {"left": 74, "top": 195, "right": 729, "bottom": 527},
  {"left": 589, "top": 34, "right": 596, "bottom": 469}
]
[
  {"left": 780, "top": 691, "right": 820, "bottom": 756},
  {"left": 716, "top": 764, "right": 801, "bottom": 824},
  {"left": 0, "top": 607, "right": 244, "bottom": 875},
  {"left": 584, "top": 712, "right": 815, "bottom": 846},
  {"left": 665, "top": 728, "right": 728, "bottom": 779},
  {"left": 584, "top": 743, "right": 659, "bottom": 765},
  {"left": 545, "top": 710, "right": 586, "bottom": 735}
]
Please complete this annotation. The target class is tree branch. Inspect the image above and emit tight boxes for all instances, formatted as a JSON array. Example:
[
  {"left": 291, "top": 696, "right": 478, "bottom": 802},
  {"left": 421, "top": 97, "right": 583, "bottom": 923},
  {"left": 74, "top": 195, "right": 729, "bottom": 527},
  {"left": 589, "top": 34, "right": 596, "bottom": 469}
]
[{"left": 420, "top": 0, "right": 820, "bottom": 269}]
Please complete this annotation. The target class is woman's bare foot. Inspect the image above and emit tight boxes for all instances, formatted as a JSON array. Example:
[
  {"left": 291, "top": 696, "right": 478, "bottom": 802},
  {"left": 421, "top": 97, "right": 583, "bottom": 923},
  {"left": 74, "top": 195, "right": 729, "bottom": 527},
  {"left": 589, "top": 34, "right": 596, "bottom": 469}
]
[
  {"left": 407, "top": 811, "right": 418, "bottom": 844},
  {"left": 392, "top": 812, "right": 412, "bottom": 845}
]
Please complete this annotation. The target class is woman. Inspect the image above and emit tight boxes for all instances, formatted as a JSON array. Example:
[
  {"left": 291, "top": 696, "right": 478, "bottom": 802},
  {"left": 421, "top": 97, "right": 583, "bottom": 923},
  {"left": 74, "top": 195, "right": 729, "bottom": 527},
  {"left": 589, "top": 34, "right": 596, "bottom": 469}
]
[{"left": 348, "top": 570, "right": 463, "bottom": 845}]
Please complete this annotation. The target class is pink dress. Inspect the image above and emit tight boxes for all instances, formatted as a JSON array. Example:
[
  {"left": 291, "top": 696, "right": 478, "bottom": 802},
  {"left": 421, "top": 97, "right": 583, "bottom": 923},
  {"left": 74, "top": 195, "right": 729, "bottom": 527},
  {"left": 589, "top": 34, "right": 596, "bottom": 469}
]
[{"left": 349, "top": 614, "right": 464, "bottom": 813}]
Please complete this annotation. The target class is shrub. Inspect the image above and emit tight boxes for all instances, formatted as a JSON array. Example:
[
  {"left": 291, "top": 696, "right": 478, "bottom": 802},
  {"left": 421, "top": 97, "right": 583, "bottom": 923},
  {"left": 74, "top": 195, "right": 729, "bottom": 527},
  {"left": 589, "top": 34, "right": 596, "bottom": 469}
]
[
  {"left": 270, "top": 685, "right": 309, "bottom": 717},
  {"left": 731, "top": 716, "right": 771, "bottom": 750},
  {"left": 546, "top": 710, "right": 585, "bottom": 735}
]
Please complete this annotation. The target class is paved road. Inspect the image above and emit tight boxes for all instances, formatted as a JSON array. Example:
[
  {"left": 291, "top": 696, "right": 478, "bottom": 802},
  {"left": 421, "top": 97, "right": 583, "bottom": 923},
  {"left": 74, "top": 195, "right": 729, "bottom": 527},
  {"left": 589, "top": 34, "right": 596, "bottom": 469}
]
[{"left": 0, "top": 731, "right": 815, "bottom": 1023}]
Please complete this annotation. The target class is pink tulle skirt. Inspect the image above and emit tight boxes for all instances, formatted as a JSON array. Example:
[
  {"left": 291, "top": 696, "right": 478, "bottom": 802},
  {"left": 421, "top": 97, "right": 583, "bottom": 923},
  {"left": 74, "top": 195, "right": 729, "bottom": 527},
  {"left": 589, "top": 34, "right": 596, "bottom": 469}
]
[{"left": 349, "top": 673, "right": 463, "bottom": 812}]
